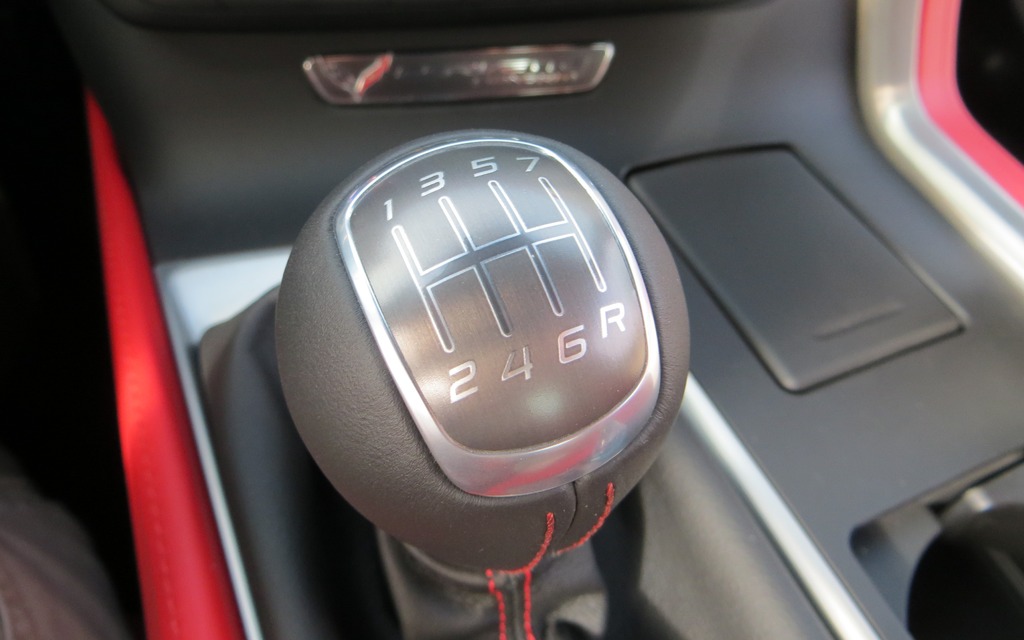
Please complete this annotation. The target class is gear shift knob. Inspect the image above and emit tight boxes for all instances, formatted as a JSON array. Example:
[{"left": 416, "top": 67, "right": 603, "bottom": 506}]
[{"left": 277, "top": 131, "right": 688, "bottom": 570}]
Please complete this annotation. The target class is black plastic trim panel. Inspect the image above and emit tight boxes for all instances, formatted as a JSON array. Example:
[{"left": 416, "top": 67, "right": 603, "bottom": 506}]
[{"left": 50, "top": 0, "right": 1024, "bottom": 638}]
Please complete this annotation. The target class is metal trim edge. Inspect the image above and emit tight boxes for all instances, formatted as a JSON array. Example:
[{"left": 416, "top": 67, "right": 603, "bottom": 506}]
[{"left": 682, "top": 376, "right": 881, "bottom": 640}]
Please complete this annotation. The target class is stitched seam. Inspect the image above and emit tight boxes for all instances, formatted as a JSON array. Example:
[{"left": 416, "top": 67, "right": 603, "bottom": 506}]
[
  {"left": 485, "top": 570, "right": 507, "bottom": 640},
  {"left": 485, "top": 511, "right": 554, "bottom": 640},
  {"left": 509, "top": 512, "right": 554, "bottom": 575},
  {"left": 556, "top": 482, "right": 615, "bottom": 555},
  {"left": 523, "top": 569, "right": 537, "bottom": 640}
]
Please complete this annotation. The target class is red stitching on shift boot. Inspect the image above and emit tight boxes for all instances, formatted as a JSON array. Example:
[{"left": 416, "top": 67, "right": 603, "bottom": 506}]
[
  {"left": 512, "top": 512, "right": 555, "bottom": 574},
  {"left": 485, "top": 570, "right": 507, "bottom": 640},
  {"left": 512, "top": 512, "right": 553, "bottom": 639},
  {"left": 485, "top": 512, "right": 555, "bottom": 640},
  {"left": 557, "top": 483, "right": 615, "bottom": 554},
  {"left": 523, "top": 568, "right": 537, "bottom": 640}
]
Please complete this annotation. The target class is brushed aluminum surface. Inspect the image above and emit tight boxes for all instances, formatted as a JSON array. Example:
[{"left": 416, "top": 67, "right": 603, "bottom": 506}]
[{"left": 337, "top": 136, "right": 659, "bottom": 496}]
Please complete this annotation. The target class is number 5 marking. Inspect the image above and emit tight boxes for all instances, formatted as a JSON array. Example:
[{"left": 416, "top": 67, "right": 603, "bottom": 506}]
[
  {"left": 471, "top": 157, "right": 498, "bottom": 177},
  {"left": 449, "top": 361, "right": 478, "bottom": 403}
]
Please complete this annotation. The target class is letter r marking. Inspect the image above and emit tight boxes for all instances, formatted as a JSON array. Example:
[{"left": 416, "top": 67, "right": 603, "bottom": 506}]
[{"left": 600, "top": 303, "right": 626, "bottom": 338}]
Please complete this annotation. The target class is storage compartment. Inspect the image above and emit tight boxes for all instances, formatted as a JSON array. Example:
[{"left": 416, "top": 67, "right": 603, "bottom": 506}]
[{"left": 629, "top": 150, "right": 961, "bottom": 391}]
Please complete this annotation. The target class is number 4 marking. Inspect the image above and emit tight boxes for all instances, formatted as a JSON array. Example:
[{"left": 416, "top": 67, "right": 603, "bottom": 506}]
[
  {"left": 502, "top": 346, "right": 533, "bottom": 382},
  {"left": 516, "top": 156, "right": 539, "bottom": 172}
]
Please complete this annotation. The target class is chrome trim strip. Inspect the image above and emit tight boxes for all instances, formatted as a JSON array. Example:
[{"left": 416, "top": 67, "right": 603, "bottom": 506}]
[
  {"left": 304, "top": 43, "right": 614, "bottom": 105},
  {"left": 156, "top": 247, "right": 291, "bottom": 640},
  {"left": 336, "top": 136, "right": 660, "bottom": 497},
  {"left": 682, "top": 377, "right": 881, "bottom": 640},
  {"left": 858, "top": 0, "right": 1024, "bottom": 289}
]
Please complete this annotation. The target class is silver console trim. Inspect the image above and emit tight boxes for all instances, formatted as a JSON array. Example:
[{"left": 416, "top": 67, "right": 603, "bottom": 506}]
[
  {"left": 682, "top": 377, "right": 881, "bottom": 640},
  {"left": 156, "top": 247, "right": 291, "bottom": 640},
  {"left": 858, "top": 0, "right": 1024, "bottom": 289}
]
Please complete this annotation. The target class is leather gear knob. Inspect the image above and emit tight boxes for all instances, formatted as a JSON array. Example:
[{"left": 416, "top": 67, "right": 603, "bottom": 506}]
[{"left": 276, "top": 131, "right": 689, "bottom": 570}]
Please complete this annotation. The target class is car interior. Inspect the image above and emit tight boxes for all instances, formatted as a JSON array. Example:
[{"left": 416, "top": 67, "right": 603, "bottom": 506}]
[{"left": 1, "top": 0, "right": 1023, "bottom": 638}]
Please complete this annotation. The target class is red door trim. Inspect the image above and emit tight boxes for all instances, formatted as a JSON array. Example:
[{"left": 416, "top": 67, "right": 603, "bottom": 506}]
[
  {"left": 86, "top": 92, "right": 244, "bottom": 640},
  {"left": 918, "top": 0, "right": 1024, "bottom": 208}
]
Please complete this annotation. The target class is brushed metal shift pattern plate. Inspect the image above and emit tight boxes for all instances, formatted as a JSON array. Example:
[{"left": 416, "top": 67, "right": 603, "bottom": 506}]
[{"left": 336, "top": 136, "right": 658, "bottom": 496}]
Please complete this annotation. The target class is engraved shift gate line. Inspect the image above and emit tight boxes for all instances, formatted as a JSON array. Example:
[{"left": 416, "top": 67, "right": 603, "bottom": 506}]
[{"left": 392, "top": 177, "right": 606, "bottom": 353}]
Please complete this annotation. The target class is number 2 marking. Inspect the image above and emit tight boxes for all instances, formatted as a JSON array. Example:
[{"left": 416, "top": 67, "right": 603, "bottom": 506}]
[
  {"left": 449, "top": 361, "right": 478, "bottom": 403},
  {"left": 516, "top": 156, "right": 539, "bottom": 172}
]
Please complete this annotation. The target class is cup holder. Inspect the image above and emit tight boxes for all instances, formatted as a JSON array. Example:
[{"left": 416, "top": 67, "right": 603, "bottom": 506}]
[{"left": 853, "top": 459, "right": 1024, "bottom": 638}]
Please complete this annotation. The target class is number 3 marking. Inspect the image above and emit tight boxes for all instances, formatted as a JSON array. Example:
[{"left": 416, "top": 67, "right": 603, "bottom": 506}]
[{"left": 420, "top": 172, "right": 445, "bottom": 197}]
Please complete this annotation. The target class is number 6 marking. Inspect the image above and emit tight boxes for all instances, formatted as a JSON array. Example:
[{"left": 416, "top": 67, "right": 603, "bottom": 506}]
[
  {"left": 449, "top": 361, "right": 478, "bottom": 403},
  {"left": 558, "top": 325, "right": 587, "bottom": 364}
]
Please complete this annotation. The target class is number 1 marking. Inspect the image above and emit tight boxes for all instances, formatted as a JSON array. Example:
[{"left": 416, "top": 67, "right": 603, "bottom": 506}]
[
  {"left": 516, "top": 156, "right": 540, "bottom": 172},
  {"left": 385, "top": 199, "right": 393, "bottom": 221}
]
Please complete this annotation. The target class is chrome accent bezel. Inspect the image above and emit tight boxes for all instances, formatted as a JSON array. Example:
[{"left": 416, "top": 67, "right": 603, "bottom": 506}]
[
  {"left": 336, "top": 136, "right": 661, "bottom": 497},
  {"left": 303, "top": 43, "right": 614, "bottom": 106}
]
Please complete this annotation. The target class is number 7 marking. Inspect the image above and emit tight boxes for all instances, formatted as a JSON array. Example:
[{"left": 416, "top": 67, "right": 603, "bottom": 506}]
[{"left": 516, "top": 156, "right": 539, "bottom": 172}]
